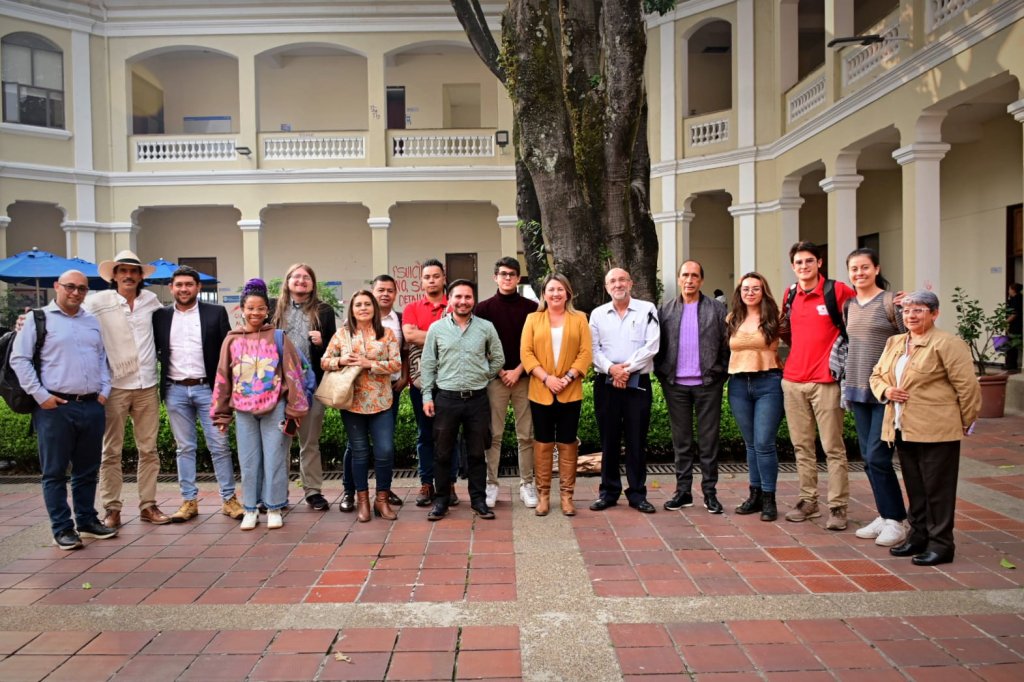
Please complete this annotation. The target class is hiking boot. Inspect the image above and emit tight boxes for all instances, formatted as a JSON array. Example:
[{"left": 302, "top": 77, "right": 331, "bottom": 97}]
[
  {"left": 760, "top": 492, "right": 778, "bottom": 522},
  {"left": 785, "top": 499, "right": 820, "bottom": 522},
  {"left": 221, "top": 496, "right": 245, "bottom": 519},
  {"left": 703, "top": 493, "right": 724, "bottom": 514},
  {"left": 170, "top": 499, "right": 199, "bottom": 523},
  {"left": 826, "top": 507, "right": 848, "bottom": 531},
  {"left": 735, "top": 487, "right": 763, "bottom": 515}
]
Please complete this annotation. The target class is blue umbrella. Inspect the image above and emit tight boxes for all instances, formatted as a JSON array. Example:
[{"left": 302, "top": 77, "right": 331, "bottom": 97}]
[
  {"left": 145, "top": 259, "right": 218, "bottom": 285},
  {"left": 0, "top": 248, "right": 96, "bottom": 305}
]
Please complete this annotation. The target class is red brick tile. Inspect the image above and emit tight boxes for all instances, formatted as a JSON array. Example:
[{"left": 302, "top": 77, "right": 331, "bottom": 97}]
[
  {"left": 745, "top": 643, "right": 824, "bottom": 671},
  {"left": 467, "top": 584, "right": 516, "bottom": 601},
  {"left": 851, "top": 574, "right": 914, "bottom": 592},
  {"left": 459, "top": 627, "right": 519, "bottom": 651},
  {"left": 963, "top": 614, "right": 1024, "bottom": 637},
  {"left": 395, "top": 627, "right": 458, "bottom": 652},
  {"left": 177, "top": 654, "right": 260, "bottom": 682},
  {"left": 0, "top": 589, "right": 45, "bottom": 605},
  {"left": 785, "top": 561, "right": 841, "bottom": 577},
  {"left": 44, "top": 655, "right": 132, "bottom": 682},
  {"left": 728, "top": 620, "right": 796, "bottom": 644},
  {"left": 333, "top": 628, "right": 399, "bottom": 653},
  {"left": 268, "top": 629, "right": 337, "bottom": 654},
  {"left": 616, "top": 647, "right": 686, "bottom": 675},
  {"left": 264, "top": 570, "right": 319, "bottom": 588},
  {"left": 830, "top": 560, "right": 888, "bottom": 575},
  {"left": 684, "top": 563, "right": 739, "bottom": 579},
  {"left": 766, "top": 547, "right": 818, "bottom": 561},
  {"left": 456, "top": 649, "right": 522, "bottom": 679},
  {"left": 938, "top": 638, "right": 1022, "bottom": 665},
  {"left": 0, "top": 631, "right": 40, "bottom": 654},
  {"left": 874, "top": 639, "right": 958, "bottom": 666},
  {"left": 413, "top": 584, "right": 465, "bottom": 602},
  {"left": 18, "top": 631, "right": 97, "bottom": 656},
  {"left": 140, "top": 587, "right": 204, "bottom": 605},
  {"left": 787, "top": 619, "right": 860, "bottom": 643},
  {"left": 902, "top": 666, "right": 987, "bottom": 681},
  {"left": 594, "top": 580, "right": 648, "bottom": 597},
  {"left": 680, "top": 644, "right": 754, "bottom": 673},
  {"left": 108, "top": 654, "right": 195, "bottom": 681},
  {"left": 764, "top": 673, "right": 835, "bottom": 682},
  {"left": 386, "top": 651, "right": 457, "bottom": 680},
  {"left": 800, "top": 576, "right": 861, "bottom": 593},
  {"left": 204, "top": 629, "right": 277, "bottom": 655},
  {"left": 903, "top": 573, "right": 965, "bottom": 591},
  {"left": 644, "top": 579, "right": 702, "bottom": 596},
  {"left": 733, "top": 562, "right": 790, "bottom": 578},
  {"left": 163, "top": 571, "right": 220, "bottom": 589},
  {"left": 972, "top": 662, "right": 1024, "bottom": 681},
  {"left": 0, "top": 654, "right": 68, "bottom": 682},
  {"left": 195, "top": 587, "right": 258, "bottom": 604},
  {"left": 360, "top": 584, "right": 414, "bottom": 602},
  {"left": 695, "top": 578, "right": 754, "bottom": 595},
  {"left": 319, "top": 651, "right": 391, "bottom": 681},
  {"left": 468, "top": 568, "right": 515, "bottom": 584},
  {"left": 318, "top": 570, "right": 370, "bottom": 585},
  {"left": 667, "top": 622, "right": 735, "bottom": 646},
  {"left": 906, "top": 616, "right": 982, "bottom": 639},
  {"left": 748, "top": 577, "right": 808, "bottom": 594},
  {"left": 806, "top": 641, "right": 891, "bottom": 669},
  {"left": 419, "top": 568, "right": 468, "bottom": 584},
  {"left": 37, "top": 589, "right": 96, "bottom": 605},
  {"left": 305, "top": 586, "right": 358, "bottom": 603},
  {"left": 91, "top": 587, "right": 154, "bottom": 605},
  {"left": 609, "top": 624, "right": 673, "bottom": 648},
  {"left": 249, "top": 653, "right": 323, "bottom": 681},
  {"left": 111, "top": 571, "right": 174, "bottom": 589},
  {"left": 249, "top": 587, "right": 305, "bottom": 604},
  {"left": 12, "top": 573, "right": 75, "bottom": 589},
  {"left": 849, "top": 617, "right": 924, "bottom": 641},
  {"left": 139, "top": 631, "right": 217, "bottom": 655},
  {"left": 79, "top": 631, "right": 156, "bottom": 656},
  {"left": 420, "top": 554, "right": 465, "bottom": 569},
  {"left": 832, "top": 671, "right": 914, "bottom": 682}
]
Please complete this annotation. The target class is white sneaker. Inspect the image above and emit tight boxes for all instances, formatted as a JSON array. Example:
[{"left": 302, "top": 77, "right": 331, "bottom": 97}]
[
  {"left": 485, "top": 483, "right": 499, "bottom": 508},
  {"left": 875, "top": 519, "right": 907, "bottom": 547},
  {"left": 520, "top": 483, "right": 539, "bottom": 508},
  {"left": 240, "top": 511, "right": 258, "bottom": 531},
  {"left": 267, "top": 510, "right": 283, "bottom": 529},
  {"left": 855, "top": 515, "right": 885, "bottom": 539}
]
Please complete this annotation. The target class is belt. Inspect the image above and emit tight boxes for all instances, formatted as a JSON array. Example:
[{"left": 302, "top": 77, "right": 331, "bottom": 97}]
[
  {"left": 50, "top": 391, "right": 99, "bottom": 402},
  {"left": 170, "top": 378, "right": 207, "bottom": 386},
  {"left": 436, "top": 388, "right": 487, "bottom": 400}
]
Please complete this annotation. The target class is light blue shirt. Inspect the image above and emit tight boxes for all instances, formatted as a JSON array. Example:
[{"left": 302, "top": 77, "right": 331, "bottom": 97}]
[
  {"left": 589, "top": 298, "right": 660, "bottom": 375},
  {"left": 11, "top": 301, "right": 111, "bottom": 404}
]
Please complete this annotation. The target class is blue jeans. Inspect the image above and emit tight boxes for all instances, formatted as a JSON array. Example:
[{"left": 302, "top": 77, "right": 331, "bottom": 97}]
[
  {"left": 344, "top": 394, "right": 400, "bottom": 494},
  {"left": 165, "top": 383, "right": 236, "bottom": 501},
  {"left": 410, "top": 385, "right": 457, "bottom": 487},
  {"left": 341, "top": 408, "right": 395, "bottom": 493},
  {"left": 851, "top": 401, "right": 907, "bottom": 521},
  {"left": 728, "top": 371, "right": 784, "bottom": 493},
  {"left": 235, "top": 402, "right": 289, "bottom": 512},
  {"left": 33, "top": 400, "right": 105, "bottom": 534}
]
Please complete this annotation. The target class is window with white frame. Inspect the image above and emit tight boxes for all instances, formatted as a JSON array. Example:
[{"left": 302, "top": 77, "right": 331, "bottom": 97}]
[{"left": 2, "top": 32, "right": 65, "bottom": 129}]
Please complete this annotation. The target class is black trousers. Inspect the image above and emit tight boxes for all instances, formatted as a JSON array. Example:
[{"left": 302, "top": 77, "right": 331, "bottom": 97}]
[
  {"left": 530, "top": 398, "right": 581, "bottom": 444},
  {"left": 595, "top": 374, "right": 652, "bottom": 505},
  {"left": 663, "top": 379, "right": 725, "bottom": 496},
  {"left": 896, "top": 434, "right": 960, "bottom": 557},
  {"left": 433, "top": 391, "right": 490, "bottom": 505}
]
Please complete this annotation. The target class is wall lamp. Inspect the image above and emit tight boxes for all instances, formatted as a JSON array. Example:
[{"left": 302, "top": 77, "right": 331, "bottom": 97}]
[
  {"left": 827, "top": 34, "right": 909, "bottom": 48},
  {"left": 235, "top": 146, "right": 253, "bottom": 157},
  {"left": 495, "top": 130, "right": 509, "bottom": 154}
]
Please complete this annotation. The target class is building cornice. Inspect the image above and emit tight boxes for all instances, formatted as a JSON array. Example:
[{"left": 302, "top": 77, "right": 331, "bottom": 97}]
[
  {"left": 645, "top": 0, "right": 735, "bottom": 29},
  {"left": 0, "top": 122, "right": 74, "bottom": 140}
]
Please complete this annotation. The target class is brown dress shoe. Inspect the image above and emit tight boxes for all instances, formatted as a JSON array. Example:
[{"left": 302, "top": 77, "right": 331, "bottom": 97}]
[
  {"left": 140, "top": 505, "right": 171, "bottom": 525},
  {"left": 386, "top": 491, "right": 403, "bottom": 507},
  {"left": 102, "top": 509, "right": 121, "bottom": 529},
  {"left": 338, "top": 492, "right": 355, "bottom": 513},
  {"left": 170, "top": 499, "right": 199, "bottom": 523}
]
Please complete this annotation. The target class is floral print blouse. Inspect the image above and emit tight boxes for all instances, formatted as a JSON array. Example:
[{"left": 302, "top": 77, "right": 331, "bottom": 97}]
[{"left": 322, "top": 325, "right": 401, "bottom": 414}]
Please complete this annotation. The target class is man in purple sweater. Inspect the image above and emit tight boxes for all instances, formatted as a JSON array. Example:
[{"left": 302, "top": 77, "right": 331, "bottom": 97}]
[{"left": 475, "top": 257, "right": 539, "bottom": 508}]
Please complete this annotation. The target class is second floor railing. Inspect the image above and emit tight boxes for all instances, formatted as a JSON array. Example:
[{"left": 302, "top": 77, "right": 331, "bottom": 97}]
[
  {"left": 843, "top": 16, "right": 902, "bottom": 88},
  {"left": 263, "top": 134, "right": 366, "bottom": 160},
  {"left": 787, "top": 69, "right": 827, "bottom": 125},
  {"left": 135, "top": 136, "right": 237, "bottom": 163},
  {"left": 390, "top": 131, "right": 494, "bottom": 158},
  {"left": 929, "top": 0, "right": 981, "bottom": 31}
]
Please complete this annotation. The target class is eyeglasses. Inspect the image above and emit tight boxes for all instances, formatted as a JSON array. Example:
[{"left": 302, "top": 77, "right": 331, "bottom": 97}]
[
  {"left": 901, "top": 308, "right": 932, "bottom": 315},
  {"left": 741, "top": 287, "right": 762, "bottom": 294},
  {"left": 289, "top": 275, "right": 312, "bottom": 282},
  {"left": 496, "top": 272, "right": 519, "bottom": 279},
  {"left": 57, "top": 283, "right": 89, "bottom": 294}
]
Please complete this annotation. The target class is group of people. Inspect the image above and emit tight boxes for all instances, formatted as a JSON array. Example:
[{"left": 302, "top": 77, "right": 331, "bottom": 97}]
[{"left": 11, "top": 241, "right": 983, "bottom": 568}]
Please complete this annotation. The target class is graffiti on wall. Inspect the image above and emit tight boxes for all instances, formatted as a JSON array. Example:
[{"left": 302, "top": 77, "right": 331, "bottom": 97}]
[{"left": 392, "top": 261, "right": 426, "bottom": 309}]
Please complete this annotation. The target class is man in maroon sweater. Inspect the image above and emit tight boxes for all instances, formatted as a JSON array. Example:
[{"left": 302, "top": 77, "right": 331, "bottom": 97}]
[{"left": 475, "top": 257, "right": 540, "bottom": 508}]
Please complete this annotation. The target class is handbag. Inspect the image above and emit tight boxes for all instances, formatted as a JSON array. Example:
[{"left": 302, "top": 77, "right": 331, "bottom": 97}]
[{"left": 315, "top": 328, "right": 362, "bottom": 410}]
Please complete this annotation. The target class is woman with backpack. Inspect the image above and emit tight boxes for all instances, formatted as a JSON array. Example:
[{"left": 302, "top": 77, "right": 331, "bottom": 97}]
[
  {"left": 321, "top": 290, "right": 402, "bottom": 522},
  {"left": 212, "top": 279, "right": 310, "bottom": 531},
  {"left": 844, "top": 248, "right": 908, "bottom": 547}
]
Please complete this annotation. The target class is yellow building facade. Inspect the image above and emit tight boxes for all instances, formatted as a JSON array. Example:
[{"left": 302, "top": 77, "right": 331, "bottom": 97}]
[{"left": 0, "top": 0, "right": 1022, "bottom": 320}]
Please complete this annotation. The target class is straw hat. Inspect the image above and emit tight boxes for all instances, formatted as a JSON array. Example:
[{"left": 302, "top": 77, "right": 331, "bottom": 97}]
[{"left": 98, "top": 250, "right": 157, "bottom": 281}]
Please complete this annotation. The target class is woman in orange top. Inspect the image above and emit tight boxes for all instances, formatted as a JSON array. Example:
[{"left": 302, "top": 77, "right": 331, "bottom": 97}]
[{"left": 520, "top": 273, "right": 593, "bottom": 516}]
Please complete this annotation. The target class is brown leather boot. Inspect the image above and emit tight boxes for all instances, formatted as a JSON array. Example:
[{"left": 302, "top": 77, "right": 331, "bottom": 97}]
[
  {"left": 373, "top": 490, "right": 397, "bottom": 520},
  {"left": 533, "top": 441, "right": 554, "bottom": 516},
  {"left": 557, "top": 440, "right": 579, "bottom": 516},
  {"left": 356, "top": 491, "right": 371, "bottom": 523},
  {"left": 102, "top": 509, "right": 121, "bottom": 529}
]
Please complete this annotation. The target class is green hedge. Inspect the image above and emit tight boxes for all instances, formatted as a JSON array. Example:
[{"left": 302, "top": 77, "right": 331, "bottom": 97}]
[{"left": 0, "top": 380, "right": 859, "bottom": 473}]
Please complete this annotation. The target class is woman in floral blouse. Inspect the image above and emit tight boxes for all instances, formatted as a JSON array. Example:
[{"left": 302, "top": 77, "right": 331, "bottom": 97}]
[{"left": 322, "top": 290, "right": 402, "bottom": 522}]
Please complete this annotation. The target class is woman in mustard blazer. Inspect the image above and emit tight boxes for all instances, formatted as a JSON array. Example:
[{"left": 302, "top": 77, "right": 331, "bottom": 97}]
[{"left": 520, "top": 273, "right": 593, "bottom": 516}]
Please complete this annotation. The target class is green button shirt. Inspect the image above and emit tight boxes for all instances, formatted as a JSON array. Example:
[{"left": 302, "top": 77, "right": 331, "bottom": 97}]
[{"left": 420, "top": 314, "right": 504, "bottom": 402}]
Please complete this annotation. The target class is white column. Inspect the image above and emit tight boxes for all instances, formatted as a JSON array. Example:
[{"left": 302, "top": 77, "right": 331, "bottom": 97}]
[
  {"left": 239, "top": 219, "right": 263, "bottom": 280},
  {"left": 367, "top": 53, "right": 387, "bottom": 168},
  {"left": 764, "top": 176, "right": 804, "bottom": 289},
  {"left": 680, "top": 208, "right": 695, "bottom": 265},
  {"left": 727, "top": 203, "right": 757, "bottom": 277},
  {"left": 497, "top": 215, "right": 519, "bottom": 260},
  {"left": 654, "top": 211, "right": 678, "bottom": 300},
  {"left": 659, "top": 21, "right": 677, "bottom": 162},
  {"left": 368, "top": 217, "right": 391, "bottom": 278},
  {"left": 820, "top": 151, "right": 863, "bottom": 278},
  {"left": 61, "top": 222, "right": 98, "bottom": 262},
  {"left": 735, "top": 0, "right": 755, "bottom": 148},
  {"left": 893, "top": 141, "right": 950, "bottom": 299},
  {"left": 779, "top": 0, "right": 799, "bottom": 93},
  {"left": 70, "top": 30, "right": 99, "bottom": 252}
]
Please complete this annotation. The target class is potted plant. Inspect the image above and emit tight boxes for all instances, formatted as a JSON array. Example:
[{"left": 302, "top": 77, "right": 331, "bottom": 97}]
[{"left": 952, "top": 287, "right": 1020, "bottom": 418}]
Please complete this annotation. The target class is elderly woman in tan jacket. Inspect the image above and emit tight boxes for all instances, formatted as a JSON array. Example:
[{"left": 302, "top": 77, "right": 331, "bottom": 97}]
[
  {"left": 870, "top": 290, "right": 981, "bottom": 567},
  {"left": 521, "top": 273, "right": 593, "bottom": 517}
]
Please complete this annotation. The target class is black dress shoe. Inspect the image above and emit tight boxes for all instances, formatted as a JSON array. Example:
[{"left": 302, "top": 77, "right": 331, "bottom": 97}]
[
  {"left": 338, "top": 492, "right": 355, "bottom": 513},
  {"left": 589, "top": 498, "right": 617, "bottom": 511},
  {"left": 305, "top": 493, "right": 330, "bottom": 511},
  {"left": 53, "top": 528, "right": 82, "bottom": 551},
  {"left": 704, "top": 493, "right": 724, "bottom": 514},
  {"left": 911, "top": 551, "right": 954, "bottom": 566},
  {"left": 664, "top": 491, "right": 693, "bottom": 511},
  {"left": 77, "top": 520, "right": 117, "bottom": 539},
  {"left": 630, "top": 500, "right": 656, "bottom": 514},
  {"left": 471, "top": 503, "right": 495, "bottom": 519},
  {"left": 387, "top": 491, "right": 403, "bottom": 507},
  {"left": 427, "top": 501, "right": 449, "bottom": 521},
  {"left": 449, "top": 489, "right": 460, "bottom": 506},
  {"left": 889, "top": 540, "right": 926, "bottom": 557}
]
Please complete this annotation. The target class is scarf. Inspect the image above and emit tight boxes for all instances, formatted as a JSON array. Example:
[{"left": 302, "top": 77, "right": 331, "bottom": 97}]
[{"left": 87, "top": 290, "right": 140, "bottom": 380}]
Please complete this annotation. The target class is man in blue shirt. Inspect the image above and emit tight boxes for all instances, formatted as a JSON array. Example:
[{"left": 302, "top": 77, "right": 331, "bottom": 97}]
[{"left": 11, "top": 270, "right": 117, "bottom": 550}]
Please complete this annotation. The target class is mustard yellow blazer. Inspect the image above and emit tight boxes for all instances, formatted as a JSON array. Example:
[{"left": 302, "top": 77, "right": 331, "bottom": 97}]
[{"left": 520, "top": 310, "right": 593, "bottom": 405}]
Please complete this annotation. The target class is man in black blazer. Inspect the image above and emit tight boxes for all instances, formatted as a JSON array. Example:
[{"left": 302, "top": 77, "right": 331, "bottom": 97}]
[{"left": 153, "top": 266, "right": 243, "bottom": 522}]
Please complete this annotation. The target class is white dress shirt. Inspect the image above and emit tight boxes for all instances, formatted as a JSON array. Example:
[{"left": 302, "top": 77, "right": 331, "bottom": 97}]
[
  {"left": 88, "top": 289, "right": 161, "bottom": 390},
  {"left": 589, "top": 298, "right": 660, "bottom": 375},
  {"left": 168, "top": 301, "right": 206, "bottom": 381},
  {"left": 381, "top": 309, "right": 404, "bottom": 382}
]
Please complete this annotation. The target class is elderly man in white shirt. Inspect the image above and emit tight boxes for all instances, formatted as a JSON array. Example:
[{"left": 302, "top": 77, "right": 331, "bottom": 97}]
[
  {"left": 86, "top": 251, "right": 169, "bottom": 528},
  {"left": 588, "top": 268, "right": 660, "bottom": 514}
]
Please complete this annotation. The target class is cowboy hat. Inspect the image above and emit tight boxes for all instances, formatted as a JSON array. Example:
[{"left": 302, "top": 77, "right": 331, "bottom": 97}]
[{"left": 98, "top": 250, "right": 157, "bottom": 281}]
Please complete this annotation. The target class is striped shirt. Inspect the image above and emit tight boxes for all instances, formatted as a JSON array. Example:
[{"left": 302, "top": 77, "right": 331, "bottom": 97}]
[{"left": 844, "top": 292, "right": 905, "bottom": 404}]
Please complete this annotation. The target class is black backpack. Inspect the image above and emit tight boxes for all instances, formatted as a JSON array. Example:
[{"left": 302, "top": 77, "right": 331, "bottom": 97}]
[
  {"left": 784, "top": 279, "right": 846, "bottom": 341},
  {"left": 0, "top": 310, "right": 47, "bottom": 414}
]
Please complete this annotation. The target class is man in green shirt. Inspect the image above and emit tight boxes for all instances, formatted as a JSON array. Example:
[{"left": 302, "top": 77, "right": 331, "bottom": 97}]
[{"left": 421, "top": 279, "right": 505, "bottom": 521}]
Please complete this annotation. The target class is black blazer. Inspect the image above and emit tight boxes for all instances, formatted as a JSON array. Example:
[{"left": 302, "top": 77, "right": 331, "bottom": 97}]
[
  {"left": 268, "top": 299, "right": 338, "bottom": 385},
  {"left": 153, "top": 301, "right": 232, "bottom": 400}
]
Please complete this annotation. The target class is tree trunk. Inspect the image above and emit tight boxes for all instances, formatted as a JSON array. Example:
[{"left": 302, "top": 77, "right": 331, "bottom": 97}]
[{"left": 452, "top": 0, "right": 663, "bottom": 311}]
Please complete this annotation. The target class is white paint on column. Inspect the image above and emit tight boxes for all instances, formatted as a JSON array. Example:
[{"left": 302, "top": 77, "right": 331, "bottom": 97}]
[
  {"left": 736, "top": 0, "right": 755, "bottom": 148},
  {"left": 894, "top": 142, "right": 950, "bottom": 300},
  {"left": 71, "top": 31, "right": 93, "bottom": 171},
  {"left": 660, "top": 21, "right": 677, "bottom": 163}
]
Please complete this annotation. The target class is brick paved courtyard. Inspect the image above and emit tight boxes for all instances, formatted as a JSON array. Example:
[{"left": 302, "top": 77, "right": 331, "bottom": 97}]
[{"left": 0, "top": 416, "right": 1021, "bottom": 680}]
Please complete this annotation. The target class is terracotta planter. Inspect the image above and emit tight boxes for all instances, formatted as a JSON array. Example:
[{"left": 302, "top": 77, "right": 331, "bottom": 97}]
[{"left": 978, "top": 374, "right": 1008, "bottom": 419}]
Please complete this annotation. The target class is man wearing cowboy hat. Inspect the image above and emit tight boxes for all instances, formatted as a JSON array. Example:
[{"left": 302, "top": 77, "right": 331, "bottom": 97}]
[{"left": 84, "top": 250, "right": 170, "bottom": 527}]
